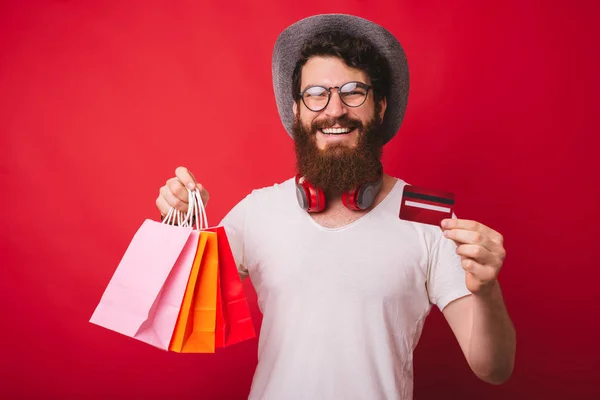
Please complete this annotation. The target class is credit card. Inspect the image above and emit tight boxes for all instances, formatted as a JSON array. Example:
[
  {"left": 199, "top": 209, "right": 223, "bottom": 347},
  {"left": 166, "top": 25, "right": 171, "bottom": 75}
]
[{"left": 399, "top": 185, "right": 455, "bottom": 226}]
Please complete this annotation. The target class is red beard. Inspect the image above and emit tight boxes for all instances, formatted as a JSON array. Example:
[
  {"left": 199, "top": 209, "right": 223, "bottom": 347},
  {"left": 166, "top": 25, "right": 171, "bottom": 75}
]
[{"left": 293, "top": 107, "right": 384, "bottom": 196}]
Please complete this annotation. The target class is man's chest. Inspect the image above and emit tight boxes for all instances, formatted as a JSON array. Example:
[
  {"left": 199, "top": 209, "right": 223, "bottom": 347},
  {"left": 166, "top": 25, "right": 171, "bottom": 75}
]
[{"left": 245, "top": 218, "right": 431, "bottom": 303}]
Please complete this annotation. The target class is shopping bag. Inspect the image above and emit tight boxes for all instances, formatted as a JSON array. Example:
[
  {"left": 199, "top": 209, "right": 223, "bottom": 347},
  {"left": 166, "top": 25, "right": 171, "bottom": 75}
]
[
  {"left": 169, "top": 188, "right": 255, "bottom": 352},
  {"left": 169, "top": 231, "right": 219, "bottom": 353},
  {"left": 90, "top": 188, "right": 203, "bottom": 350},
  {"left": 215, "top": 270, "right": 225, "bottom": 346},
  {"left": 90, "top": 220, "right": 199, "bottom": 350},
  {"left": 168, "top": 232, "right": 208, "bottom": 352},
  {"left": 208, "top": 226, "right": 256, "bottom": 348}
]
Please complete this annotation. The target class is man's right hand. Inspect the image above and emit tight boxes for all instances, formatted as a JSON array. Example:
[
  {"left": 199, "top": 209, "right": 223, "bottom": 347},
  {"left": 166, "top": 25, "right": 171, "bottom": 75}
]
[{"left": 156, "top": 166, "right": 210, "bottom": 219}]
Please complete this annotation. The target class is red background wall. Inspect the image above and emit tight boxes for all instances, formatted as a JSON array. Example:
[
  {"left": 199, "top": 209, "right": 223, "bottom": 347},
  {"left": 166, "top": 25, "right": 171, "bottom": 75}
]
[{"left": 2, "top": 1, "right": 599, "bottom": 399}]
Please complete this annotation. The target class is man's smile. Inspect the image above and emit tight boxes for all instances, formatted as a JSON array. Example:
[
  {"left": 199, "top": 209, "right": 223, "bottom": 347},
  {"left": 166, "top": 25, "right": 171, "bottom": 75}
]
[{"left": 320, "top": 127, "right": 355, "bottom": 135}]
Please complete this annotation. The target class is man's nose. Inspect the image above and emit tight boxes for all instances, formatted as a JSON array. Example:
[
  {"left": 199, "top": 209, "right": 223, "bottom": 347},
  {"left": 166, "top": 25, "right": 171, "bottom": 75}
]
[{"left": 323, "top": 89, "right": 347, "bottom": 118}]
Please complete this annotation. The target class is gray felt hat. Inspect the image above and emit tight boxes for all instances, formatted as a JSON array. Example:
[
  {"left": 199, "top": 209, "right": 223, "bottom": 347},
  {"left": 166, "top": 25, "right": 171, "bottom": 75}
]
[{"left": 272, "top": 14, "right": 409, "bottom": 145}]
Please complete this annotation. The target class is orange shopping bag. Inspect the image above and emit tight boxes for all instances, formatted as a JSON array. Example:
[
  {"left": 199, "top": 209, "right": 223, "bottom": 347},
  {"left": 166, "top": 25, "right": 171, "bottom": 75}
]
[{"left": 169, "top": 230, "right": 219, "bottom": 353}]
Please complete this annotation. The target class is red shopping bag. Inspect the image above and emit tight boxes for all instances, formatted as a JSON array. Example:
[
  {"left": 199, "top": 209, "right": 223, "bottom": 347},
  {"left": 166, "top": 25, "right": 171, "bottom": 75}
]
[{"left": 208, "top": 226, "right": 256, "bottom": 348}]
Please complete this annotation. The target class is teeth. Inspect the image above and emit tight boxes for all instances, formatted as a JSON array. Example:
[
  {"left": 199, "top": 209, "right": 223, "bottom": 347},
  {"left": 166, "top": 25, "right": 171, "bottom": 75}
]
[{"left": 321, "top": 127, "right": 352, "bottom": 134}]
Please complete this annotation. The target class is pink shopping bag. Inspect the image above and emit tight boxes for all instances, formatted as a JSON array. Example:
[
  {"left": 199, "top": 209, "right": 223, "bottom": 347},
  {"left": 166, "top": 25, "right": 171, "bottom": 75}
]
[{"left": 90, "top": 219, "right": 199, "bottom": 350}]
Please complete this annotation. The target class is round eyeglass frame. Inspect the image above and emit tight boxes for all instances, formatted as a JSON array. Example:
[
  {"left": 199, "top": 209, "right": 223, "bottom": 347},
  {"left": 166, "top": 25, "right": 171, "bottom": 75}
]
[{"left": 298, "top": 81, "right": 372, "bottom": 112}]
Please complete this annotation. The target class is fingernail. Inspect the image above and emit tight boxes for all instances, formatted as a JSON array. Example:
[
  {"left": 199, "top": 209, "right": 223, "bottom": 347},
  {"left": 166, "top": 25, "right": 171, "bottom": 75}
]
[
  {"left": 186, "top": 182, "right": 195, "bottom": 190},
  {"left": 443, "top": 230, "right": 451, "bottom": 236},
  {"left": 441, "top": 220, "right": 449, "bottom": 228}
]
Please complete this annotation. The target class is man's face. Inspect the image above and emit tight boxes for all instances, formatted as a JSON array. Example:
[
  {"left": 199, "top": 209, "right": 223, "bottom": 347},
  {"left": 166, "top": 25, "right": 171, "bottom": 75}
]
[
  {"left": 292, "top": 56, "right": 387, "bottom": 195},
  {"left": 293, "top": 56, "right": 386, "bottom": 151}
]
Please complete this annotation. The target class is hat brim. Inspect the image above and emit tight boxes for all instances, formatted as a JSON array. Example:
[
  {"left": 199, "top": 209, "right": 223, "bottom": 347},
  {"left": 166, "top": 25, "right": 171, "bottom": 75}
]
[{"left": 272, "top": 14, "right": 409, "bottom": 145}]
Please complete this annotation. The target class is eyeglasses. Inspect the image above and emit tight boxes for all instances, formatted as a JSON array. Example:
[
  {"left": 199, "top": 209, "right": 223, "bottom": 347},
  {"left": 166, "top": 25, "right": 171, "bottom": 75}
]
[{"left": 299, "top": 81, "right": 372, "bottom": 112}]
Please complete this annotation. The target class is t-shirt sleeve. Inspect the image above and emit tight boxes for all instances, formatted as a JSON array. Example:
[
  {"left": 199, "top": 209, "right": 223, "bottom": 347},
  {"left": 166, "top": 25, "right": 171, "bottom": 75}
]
[
  {"left": 427, "top": 214, "right": 472, "bottom": 311},
  {"left": 219, "top": 194, "right": 252, "bottom": 279}
]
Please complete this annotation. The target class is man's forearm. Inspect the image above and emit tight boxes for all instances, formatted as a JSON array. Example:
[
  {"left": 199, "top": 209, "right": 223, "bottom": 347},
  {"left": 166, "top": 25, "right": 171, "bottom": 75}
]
[{"left": 468, "top": 281, "right": 516, "bottom": 384}]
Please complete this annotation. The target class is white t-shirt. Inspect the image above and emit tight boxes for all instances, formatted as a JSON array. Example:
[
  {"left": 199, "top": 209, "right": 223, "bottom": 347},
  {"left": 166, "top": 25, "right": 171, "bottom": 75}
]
[{"left": 220, "top": 177, "right": 471, "bottom": 400}]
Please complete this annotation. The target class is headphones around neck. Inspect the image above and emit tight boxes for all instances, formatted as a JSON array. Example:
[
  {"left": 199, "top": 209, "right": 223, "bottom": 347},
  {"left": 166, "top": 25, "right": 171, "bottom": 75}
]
[{"left": 295, "top": 173, "right": 384, "bottom": 213}]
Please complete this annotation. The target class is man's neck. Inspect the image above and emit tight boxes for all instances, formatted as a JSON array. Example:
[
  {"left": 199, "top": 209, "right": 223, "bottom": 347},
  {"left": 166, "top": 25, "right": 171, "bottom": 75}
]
[{"left": 308, "top": 174, "right": 397, "bottom": 229}]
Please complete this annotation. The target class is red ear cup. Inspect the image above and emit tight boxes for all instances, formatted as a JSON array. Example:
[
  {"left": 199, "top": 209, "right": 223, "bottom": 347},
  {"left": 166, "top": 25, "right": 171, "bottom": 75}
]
[
  {"left": 342, "top": 188, "right": 361, "bottom": 210},
  {"left": 342, "top": 174, "right": 384, "bottom": 211},
  {"left": 295, "top": 175, "right": 326, "bottom": 213},
  {"left": 355, "top": 182, "right": 378, "bottom": 209}
]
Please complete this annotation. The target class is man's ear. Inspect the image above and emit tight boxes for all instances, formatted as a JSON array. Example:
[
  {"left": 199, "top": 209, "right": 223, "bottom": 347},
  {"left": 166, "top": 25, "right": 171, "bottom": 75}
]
[
  {"left": 378, "top": 97, "right": 387, "bottom": 121},
  {"left": 293, "top": 101, "right": 298, "bottom": 118}
]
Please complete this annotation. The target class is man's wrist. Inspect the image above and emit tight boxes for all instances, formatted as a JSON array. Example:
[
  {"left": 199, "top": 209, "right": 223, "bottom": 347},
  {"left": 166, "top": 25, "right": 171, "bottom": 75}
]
[{"left": 471, "top": 279, "right": 500, "bottom": 300}]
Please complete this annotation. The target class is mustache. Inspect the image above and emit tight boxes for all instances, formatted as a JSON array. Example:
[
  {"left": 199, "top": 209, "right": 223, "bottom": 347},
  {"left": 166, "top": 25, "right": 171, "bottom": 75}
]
[{"left": 310, "top": 115, "right": 363, "bottom": 132}]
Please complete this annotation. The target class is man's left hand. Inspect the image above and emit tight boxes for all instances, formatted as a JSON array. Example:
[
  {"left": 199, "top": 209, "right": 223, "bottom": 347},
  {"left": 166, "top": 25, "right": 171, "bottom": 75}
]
[{"left": 441, "top": 218, "right": 506, "bottom": 295}]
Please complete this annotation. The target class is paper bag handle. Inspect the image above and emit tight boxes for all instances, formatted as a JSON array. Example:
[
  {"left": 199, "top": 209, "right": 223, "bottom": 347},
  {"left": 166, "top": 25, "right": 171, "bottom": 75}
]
[{"left": 162, "top": 188, "right": 208, "bottom": 230}]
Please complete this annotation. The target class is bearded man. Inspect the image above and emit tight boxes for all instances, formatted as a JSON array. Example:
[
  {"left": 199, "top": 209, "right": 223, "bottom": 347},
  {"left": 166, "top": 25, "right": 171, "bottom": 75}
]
[{"left": 155, "top": 14, "right": 516, "bottom": 400}]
